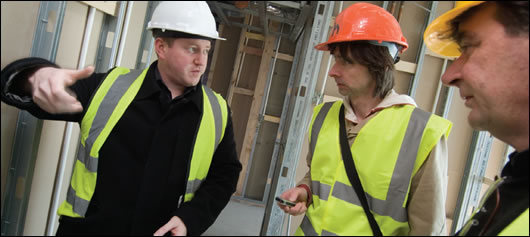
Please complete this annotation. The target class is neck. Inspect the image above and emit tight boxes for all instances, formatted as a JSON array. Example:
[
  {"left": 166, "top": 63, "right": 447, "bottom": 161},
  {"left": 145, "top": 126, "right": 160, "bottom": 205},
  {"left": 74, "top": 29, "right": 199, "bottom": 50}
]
[
  {"left": 498, "top": 126, "right": 529, "bottom": 153},
  {"left": 157, "top": 63, "right": 185, "bottom": 99},
  {"left": 348, "top": 94, "right": 383, "bottom": 121}
]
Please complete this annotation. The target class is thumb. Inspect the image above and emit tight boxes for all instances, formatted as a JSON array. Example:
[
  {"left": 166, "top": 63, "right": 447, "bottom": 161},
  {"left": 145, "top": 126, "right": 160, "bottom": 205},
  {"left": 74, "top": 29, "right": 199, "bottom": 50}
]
[
  {"left": 287, "top": 191, "right": 299, "bottom": 202},
  {"left": 67, "top": 65, "right": 95, "bottom": 83}
]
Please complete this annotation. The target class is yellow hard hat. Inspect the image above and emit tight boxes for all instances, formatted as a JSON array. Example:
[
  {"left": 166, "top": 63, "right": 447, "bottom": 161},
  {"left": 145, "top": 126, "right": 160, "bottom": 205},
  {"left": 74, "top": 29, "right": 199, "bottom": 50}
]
[{"left": 424, "top": 1, "right": 484, "bottom": 57}]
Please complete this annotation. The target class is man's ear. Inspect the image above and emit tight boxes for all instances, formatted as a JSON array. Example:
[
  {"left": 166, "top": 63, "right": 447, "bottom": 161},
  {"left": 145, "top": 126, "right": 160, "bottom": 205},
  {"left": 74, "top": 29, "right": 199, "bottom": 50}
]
[{"left": 154, "top": 38, "right": 166, "bottom": 60}]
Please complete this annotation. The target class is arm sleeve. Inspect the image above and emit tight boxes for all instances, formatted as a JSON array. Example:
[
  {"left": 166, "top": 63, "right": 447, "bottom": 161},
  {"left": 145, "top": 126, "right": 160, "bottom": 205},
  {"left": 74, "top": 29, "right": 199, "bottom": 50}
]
[
  {"left": 408, "top": 134, "right": 449, "bottom": 236},
  {"left": 1, "top": 57, "right": 107, "bottom": 122},
  {"left": 296, "top": 152, "right": 312, "bottom": 188},
  {"left": 173, "top": 106, "right": 242, "bottom": 236}
]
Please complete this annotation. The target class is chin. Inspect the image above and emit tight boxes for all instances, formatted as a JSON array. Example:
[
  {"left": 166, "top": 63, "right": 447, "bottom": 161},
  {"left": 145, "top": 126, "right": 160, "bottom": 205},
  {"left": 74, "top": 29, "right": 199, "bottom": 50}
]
[
  {"left": 468, "top": 113, "right": 488, "bottom": 131},
  {"left": 187, "top": 79, "right": 201, "bottom": 87}
]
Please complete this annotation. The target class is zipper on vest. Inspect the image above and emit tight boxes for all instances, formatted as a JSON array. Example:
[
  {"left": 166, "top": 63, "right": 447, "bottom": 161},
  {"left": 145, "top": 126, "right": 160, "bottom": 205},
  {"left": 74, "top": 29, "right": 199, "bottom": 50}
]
[{"left": 177, "top": 195, "right": 184, "bottom": 208}]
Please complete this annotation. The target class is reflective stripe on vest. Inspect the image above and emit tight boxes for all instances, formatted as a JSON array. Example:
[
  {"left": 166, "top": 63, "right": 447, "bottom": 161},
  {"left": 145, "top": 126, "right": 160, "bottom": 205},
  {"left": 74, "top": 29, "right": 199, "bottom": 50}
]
[
  {"left": 297, "top": 101, "right": 451, "bottom": 236},
  {"left": 57, "top": 67, "right": 227, "bottom": 217},
  {"left": 183, "top": 86, "right": 227, "bottom": 202},
  {"left": 498, "top": 208, "right": 529, "bottom": 236}
]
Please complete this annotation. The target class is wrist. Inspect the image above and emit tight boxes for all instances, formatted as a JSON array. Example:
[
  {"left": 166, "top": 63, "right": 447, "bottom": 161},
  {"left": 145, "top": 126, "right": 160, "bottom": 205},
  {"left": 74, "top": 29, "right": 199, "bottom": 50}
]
[{"left": 296, "top": 184, "right": 312, "bottom": 206}]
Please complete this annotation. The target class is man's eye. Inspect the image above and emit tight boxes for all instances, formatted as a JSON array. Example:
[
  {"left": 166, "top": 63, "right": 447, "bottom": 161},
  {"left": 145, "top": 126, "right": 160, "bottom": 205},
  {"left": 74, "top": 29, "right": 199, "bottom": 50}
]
[{"left": 188, "top": 47, "right": 197, "bottom": 53}]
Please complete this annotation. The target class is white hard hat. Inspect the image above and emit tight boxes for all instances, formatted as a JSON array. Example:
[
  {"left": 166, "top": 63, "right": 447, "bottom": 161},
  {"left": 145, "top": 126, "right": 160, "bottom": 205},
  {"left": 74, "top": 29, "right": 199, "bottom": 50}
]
[{"left": 147, "top": 1, "right": 225, "bottom": 40}]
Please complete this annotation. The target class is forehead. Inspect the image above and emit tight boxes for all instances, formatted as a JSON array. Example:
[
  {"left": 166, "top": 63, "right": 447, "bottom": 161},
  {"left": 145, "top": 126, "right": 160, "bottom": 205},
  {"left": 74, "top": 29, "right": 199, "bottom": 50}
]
[
  {"left": 330, "top": 45, "right": 350, "bottom": 57},
  {"left": 456, "top": 4, "right": 498, "bottom": 42}
]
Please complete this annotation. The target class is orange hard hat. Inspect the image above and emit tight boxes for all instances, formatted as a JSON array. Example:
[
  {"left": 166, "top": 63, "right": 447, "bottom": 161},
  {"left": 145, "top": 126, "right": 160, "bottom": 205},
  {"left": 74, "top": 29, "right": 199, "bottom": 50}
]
[
  {"left": 424, "top": 1, "right": 485, "bottom": 57},
  {"left": 314, "top": 2, "right": 408, "bottom": 55}
]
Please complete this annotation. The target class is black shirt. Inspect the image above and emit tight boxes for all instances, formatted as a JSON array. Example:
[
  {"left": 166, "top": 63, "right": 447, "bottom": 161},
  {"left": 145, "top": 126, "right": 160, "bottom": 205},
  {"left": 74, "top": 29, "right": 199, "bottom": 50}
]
[
  {"left": 456, "top": 149, "right": 529, "bottom": 235},
  {"left": 0, "top": 58, "right": 242, "bottom": 235}
]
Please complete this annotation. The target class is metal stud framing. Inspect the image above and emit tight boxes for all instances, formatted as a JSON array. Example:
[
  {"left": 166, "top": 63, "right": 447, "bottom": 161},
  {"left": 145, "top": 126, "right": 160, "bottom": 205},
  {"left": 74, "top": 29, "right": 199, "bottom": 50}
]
[
  {"left": 260, "top": 2, "right": 334, "bottom": 235},
  {"left": 1, "top": 1, "right": 66, "bottom": 235}
]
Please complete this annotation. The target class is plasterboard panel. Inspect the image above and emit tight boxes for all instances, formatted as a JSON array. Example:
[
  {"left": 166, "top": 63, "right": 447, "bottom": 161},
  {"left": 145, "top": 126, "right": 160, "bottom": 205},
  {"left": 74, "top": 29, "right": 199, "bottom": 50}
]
[
  {"left": 0, "top": 0, "right": 40, "bottom": 222},
  {"left": 265, "top": 59, "right": 292, "bottom": 117},
  {"left": 238, "top": 54, "right": 261, "bottom": 90},
  {"left": 81, "top": 1, "right": 117, "bottom": 16},
  {"left": 118, "top": 1, "right": 147, "bottom": 69},
  {"left": 414, "top": 55, "right": 444, "bottom": 111},
  {"left": 398, "top": 1, "right": 430, "bottom": 63},
  {"left": 210, "top": 19, "right": 243, "bottom": 98},
  {"left": 231, "top": 93, "right": 253, "bottom": 157},
  {"left": 245, "top": 121, "right": 279, "bottom": 200}
]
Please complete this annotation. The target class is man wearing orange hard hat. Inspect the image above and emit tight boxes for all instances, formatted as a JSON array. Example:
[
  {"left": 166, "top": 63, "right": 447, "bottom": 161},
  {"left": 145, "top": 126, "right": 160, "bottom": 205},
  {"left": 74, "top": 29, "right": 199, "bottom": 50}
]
[
  {"left": 277, "top": 2, "right": 452, "bottom": 235},
  {"left": 424, "top": 1, "right": 528, "bottom": 236}
]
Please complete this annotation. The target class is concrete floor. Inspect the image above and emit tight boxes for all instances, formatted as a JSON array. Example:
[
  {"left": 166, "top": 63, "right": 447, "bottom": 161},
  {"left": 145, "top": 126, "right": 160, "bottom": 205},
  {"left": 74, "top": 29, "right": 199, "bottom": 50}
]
[{"left": 203, "top": 199, "right": 265, "bottom": 236}]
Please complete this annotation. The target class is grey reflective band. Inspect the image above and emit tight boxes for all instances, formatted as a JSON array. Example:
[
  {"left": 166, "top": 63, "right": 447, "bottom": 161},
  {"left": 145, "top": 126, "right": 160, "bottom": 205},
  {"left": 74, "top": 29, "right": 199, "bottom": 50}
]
[
  {"left": 75, "top": 143, "right": 98, "bottom": 172},
  {"left": 300, "top": 215, "right": 318, "bottom": 236},
  {"left": 84, "top": 69, "right": 144, "bottom": 159},
  {"left": 386, "top": 108, "right": 430, "bottom": 211},
  {"left": 300, "top": 215, "right": 340, "bottom": 236},
  {"left": 311, "top": 180, "right": 331, "bottom": 201},
  {"left": 76, "top": 69, "right": 144, "bottom": 172},
  {"left": 332, "top": 181, "right": 408, "bottom": 222},
  {"left": 310, "top": 102, "right": 334, "bottom": 158},
  {"left": 186, "top": 179, "right": 203, "bottom": 194},
  {"left": 183, "top": 86, "right": 223, "bottom": 197},
  {"left": 66, "top": 69, "right": 144, "bottom": 217},
  {"left": 66, "top": 185, "right": 90, "bottom": 217},
  {"left": 203, "top": 86, "right": 223, "bottom": 149},
  {"left": 310, "top": 105, "right": 430, "bottom": 223}
]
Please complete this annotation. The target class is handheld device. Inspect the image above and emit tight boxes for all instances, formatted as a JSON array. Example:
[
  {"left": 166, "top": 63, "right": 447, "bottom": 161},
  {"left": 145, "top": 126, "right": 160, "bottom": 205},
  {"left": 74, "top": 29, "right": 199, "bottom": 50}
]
[{"left": 275, "top": 196, "right": 296, "bottom": 207}]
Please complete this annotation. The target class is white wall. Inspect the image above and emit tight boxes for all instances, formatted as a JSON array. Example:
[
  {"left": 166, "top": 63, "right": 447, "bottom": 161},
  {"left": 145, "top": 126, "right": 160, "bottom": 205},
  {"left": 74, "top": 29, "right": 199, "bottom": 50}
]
[{"left": 1, "top": 1, "right": 150, "bottom": 235}]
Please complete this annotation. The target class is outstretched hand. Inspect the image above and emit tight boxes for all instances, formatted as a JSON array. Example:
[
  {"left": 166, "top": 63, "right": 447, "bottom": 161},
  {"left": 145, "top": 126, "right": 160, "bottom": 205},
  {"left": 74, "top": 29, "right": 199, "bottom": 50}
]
[{"left": 29, "top": 65, "right": 94, "bottom": 114}]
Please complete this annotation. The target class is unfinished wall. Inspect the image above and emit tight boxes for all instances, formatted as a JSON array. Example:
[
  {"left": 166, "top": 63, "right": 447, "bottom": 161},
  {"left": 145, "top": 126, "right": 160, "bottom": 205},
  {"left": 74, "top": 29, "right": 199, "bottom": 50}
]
[
  {"left": 209, "top": 12, "right": 297, "bottom": 202},
  {"left": 1, "top": 0, "right": 40, "bottom": 216},
  {"left": 1, "top": 1, "right": 150, "bottom": 235}
]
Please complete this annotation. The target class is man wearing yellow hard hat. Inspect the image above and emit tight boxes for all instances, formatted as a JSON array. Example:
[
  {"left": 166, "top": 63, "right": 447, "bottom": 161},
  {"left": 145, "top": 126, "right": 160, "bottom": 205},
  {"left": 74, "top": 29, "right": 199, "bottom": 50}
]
[{"left": 425, "top": 1, "right": 529, "bottom": 236}]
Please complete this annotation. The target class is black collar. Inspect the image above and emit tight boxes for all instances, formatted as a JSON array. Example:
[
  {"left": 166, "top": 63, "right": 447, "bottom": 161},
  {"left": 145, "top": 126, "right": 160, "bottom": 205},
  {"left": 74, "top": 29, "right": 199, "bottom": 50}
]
[
  {"left": 135, "top": 61, "right": 202, "bottom": 109},
  {"left": 502, "top": 149, "right": 529, "bottom": 178}
]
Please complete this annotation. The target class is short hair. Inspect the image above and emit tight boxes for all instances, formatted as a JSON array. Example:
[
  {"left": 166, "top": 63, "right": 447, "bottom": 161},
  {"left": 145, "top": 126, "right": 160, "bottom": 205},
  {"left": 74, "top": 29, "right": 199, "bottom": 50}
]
[
  {"left": 328, "top": 42, "right": 395, "bottom": 99},
  {"left": 447, "top": 1, "right": 529, "bottom": 44}
]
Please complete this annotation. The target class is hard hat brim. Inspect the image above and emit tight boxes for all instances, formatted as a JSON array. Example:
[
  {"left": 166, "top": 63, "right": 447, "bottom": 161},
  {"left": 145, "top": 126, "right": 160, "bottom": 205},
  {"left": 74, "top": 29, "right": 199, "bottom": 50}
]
[
  {"left": 314, "top": 38, "right": 408, "bottom": 53},
  {"left": 147, "top": 25, "right": 226, "bottom": 41},
  {"left": 424, "top": 1, "right": 484, "bottom": 57}
]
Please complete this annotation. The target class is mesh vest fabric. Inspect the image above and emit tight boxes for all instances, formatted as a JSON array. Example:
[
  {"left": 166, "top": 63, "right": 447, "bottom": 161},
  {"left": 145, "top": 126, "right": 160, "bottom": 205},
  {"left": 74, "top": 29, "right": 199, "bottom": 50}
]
[{"left": 296, "top": 101, "right": 451, "bottom": 236}]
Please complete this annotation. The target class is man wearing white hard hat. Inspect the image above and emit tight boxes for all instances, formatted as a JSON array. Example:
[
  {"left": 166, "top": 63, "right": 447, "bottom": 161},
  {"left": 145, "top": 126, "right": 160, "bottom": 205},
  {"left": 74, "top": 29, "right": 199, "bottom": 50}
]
[
  {"left": 0, "top": 1, "right": 241, "bottom": 235},
  {"left": 424, "top": 1, "right": 528, "bottom": 236}
]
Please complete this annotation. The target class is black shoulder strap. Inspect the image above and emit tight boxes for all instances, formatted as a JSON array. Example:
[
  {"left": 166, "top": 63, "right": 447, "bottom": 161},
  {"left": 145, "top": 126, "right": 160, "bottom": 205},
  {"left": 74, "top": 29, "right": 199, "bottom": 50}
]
[{"left": 338, "top": 104, "right": 383, "bottom": 236}]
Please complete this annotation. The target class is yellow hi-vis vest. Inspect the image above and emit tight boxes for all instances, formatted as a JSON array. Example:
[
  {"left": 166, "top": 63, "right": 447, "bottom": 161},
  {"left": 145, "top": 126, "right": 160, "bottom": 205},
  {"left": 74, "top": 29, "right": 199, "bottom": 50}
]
[
  {"left": 57, "top": 67, "right": 228, "bottom": 217},
  {"left": 498, "top": 208, "right": 529, "bottom": 236},
  {"left": 296, "top": 101, "right": 452, "bottom": 236}
]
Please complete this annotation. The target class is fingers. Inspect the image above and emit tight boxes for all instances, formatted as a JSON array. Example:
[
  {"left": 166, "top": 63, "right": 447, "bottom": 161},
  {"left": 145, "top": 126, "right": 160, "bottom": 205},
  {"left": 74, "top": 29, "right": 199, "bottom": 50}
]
[
  {"left": 277, "top": 188, "right": 308, "bottom": 216},
  {"left": 154, "top": 216, "right": 187, "bottom": 236},
  {"left": 280, "top": 201, "right": 307, "bottom": 216},
  {"left": 65, "top": 66, "right": 94, "bottom": 85},
  {"left": 29, "top": 66, "right": 92, "bottom": 114}
]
